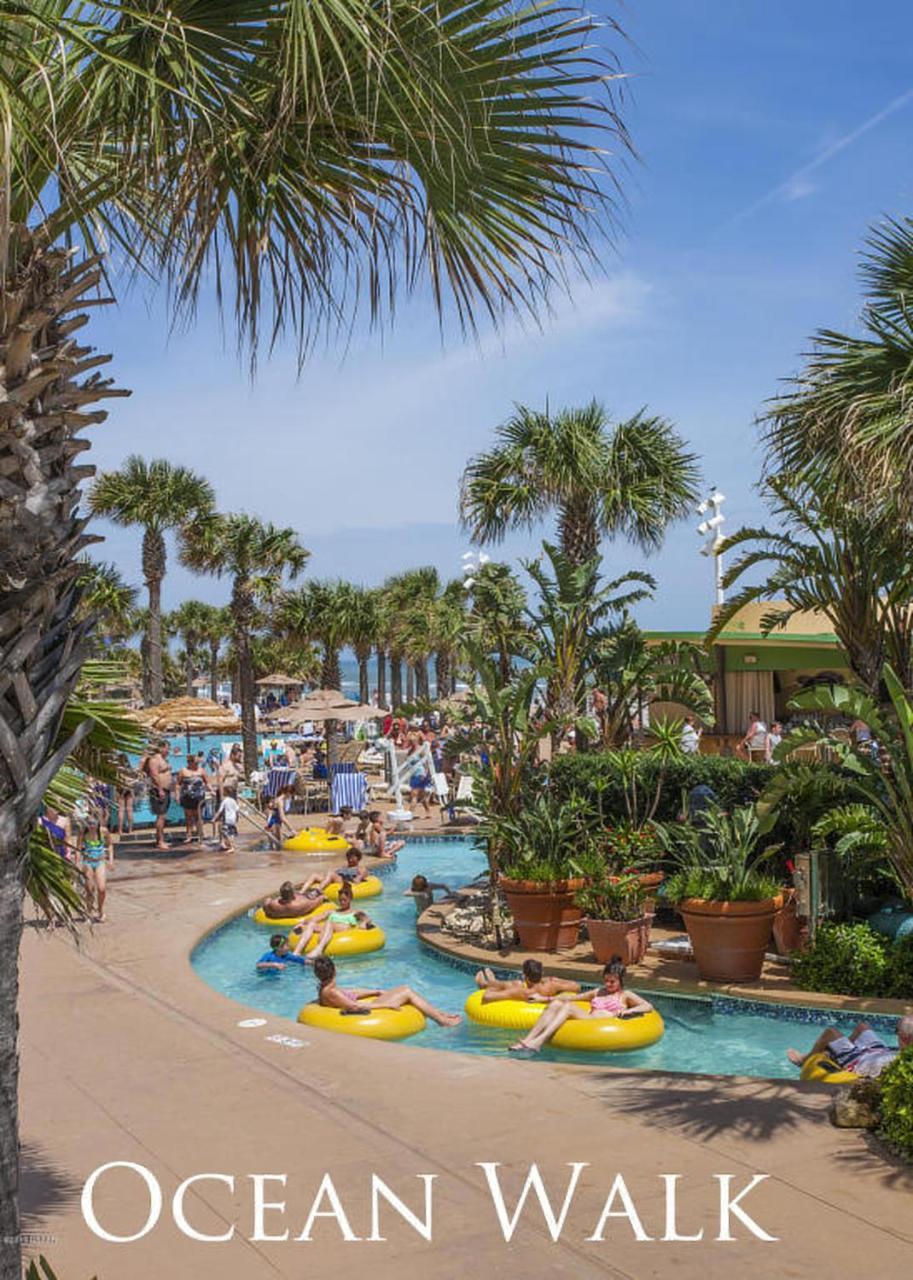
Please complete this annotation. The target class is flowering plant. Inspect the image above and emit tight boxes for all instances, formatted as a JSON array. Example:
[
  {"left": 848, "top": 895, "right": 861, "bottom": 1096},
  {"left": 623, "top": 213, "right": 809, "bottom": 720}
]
[{"left": 603, "top": 820, "right": 662, "bottom": 873}]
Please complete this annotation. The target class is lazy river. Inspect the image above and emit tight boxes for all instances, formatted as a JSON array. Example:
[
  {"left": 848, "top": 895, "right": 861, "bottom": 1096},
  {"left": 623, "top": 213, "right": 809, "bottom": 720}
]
[{"left": 191, "top": 837, "right": 899, "bottom": 1078}]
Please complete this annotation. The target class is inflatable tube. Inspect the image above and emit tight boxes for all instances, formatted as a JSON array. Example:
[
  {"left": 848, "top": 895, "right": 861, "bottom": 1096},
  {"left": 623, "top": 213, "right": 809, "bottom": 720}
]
[
  {"left": 251, "top": 902, "right": 332, "bottom": 927},
  {"left": 298, "top": 999, "right": 425, "bottom": 1041},
  {"left": 464, "top": 990, "right": 664, "bottom": 1052},
  {"left": 800, "top": 1052, "right": 858, "bottom": 1084},
  {"left": 283, "top": 828, "right": 350, "bottom": 854},
  {"left": 288, "top": 925, "right": 386, "bottom": 958},
  {"left": 323, "top": 876, "right": 382, "bottom": 901}
]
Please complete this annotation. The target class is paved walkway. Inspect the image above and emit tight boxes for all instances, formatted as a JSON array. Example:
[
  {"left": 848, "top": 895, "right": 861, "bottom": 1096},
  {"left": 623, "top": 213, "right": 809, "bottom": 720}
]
[{"left": 18, "top": 841, "right": 913, "bottom": 1279}]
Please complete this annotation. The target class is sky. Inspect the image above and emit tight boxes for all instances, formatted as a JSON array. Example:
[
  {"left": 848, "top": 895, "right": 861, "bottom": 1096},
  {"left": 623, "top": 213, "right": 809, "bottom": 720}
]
[{"left": 85, "top": 0, "right": 913, "bottom": 630}]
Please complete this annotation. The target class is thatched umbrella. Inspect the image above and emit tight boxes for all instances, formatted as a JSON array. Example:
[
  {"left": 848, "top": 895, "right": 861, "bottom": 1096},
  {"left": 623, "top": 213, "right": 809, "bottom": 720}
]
[
  {"left": 133, "top": 696, "right": 241, "bottom": 751},
  {"left": 255, "top": 672, "right": 304, "bottom": 688}
]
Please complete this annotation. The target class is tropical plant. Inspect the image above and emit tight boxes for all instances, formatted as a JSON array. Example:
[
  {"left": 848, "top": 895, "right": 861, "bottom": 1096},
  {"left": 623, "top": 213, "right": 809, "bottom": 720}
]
[
  {"left": 347, "top": 588, "right": 381, "bottom": 705},
  {"left": 75, "top": 560, "right": 139, "bottom": 651},
  {"left": 576, "top": 872, "right": 647, "bottom": 922},
  {"left": 89, "top": 458, "right": 215, "bottom": 703},
  {"left": 781, "top": 666, "right": 913, "bottom": 897},
  {"left": 461, "top": 402, "right": 700, "bottom": 566},
  {"left": 465, "top": 560, "right": 529, "bottom": 685},
  {"left": 878, "top": 1046, "right": 913, "bottom": 1159},
  {"left": 167, "top": 600, "right": 212, "bottom": 697},
  {"left": 595, "top": 721, "right": 686, "bottom": 829},
  {"left": 661, "top": 807, "right": 781, "bottom": 903},
  {"left": 481, "top": 793, "right": 594, "bottom": 884},
  {"left": 790, "top": 923, "right": 907, "bottom": 999},
  {"left": 182, "top": 516, "right": 308, "bottom": 769},
  {"left": 0, "top": 4, "right": 632, "bottom": 1267},
  {"left": 590, "top": 617, "right": 714, "bottom": 746},
  {"left": 711, "top": 471, "right": 913, "bottom": 697},
  {"left": 765, "top": 216, "right": 913, "bottom": 508},
  {"left": 523, "top": 542, "right": 653, "bottom": 738},
  {"left": 195, "top": 604, "right": 232, "bottom": 705}
]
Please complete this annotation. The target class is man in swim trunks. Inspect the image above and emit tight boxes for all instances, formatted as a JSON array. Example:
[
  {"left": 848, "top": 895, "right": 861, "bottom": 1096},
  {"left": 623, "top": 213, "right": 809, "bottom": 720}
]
[
  {"left": 787, "top": 1016, "right": 913, "bottom": 1077},
  {"left": 476, "top": 957, "right": 581, "bottom": 1003},
  {"left": 146, "top": 739, "right": 173, "bottom": 851},
  {"left": 302, "top": 848, "right": 368, "bottom": 895},
  {"left": 261, "top": 881, "right": 327, "bottom": 919},
  {"left": 256, "top": 933, "right": 310, "bottom": 972}
]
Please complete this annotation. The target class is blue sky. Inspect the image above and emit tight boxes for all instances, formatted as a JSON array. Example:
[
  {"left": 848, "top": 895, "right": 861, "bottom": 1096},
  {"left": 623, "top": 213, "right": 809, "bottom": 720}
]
[{"left": 86, "top": 0, "right": 913, "bottom": 629}]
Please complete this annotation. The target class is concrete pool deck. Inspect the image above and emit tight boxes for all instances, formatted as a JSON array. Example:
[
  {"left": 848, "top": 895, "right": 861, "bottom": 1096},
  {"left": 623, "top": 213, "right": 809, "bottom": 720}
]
[{"left": 19, "top": 836, "right": 913, "bottom": 1279}]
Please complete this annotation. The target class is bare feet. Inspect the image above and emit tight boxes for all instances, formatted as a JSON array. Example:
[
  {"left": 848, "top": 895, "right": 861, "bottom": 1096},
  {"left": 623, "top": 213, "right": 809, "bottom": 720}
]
[
  {"left": 438, "top": 1013, "right": 461, "bottom": 1027},
  {"left": 787, "top": 1048, "right": 803, "bottom": 1067},
  {"left": 509, "top": 1040, "right": 538, "bottom": 1053}
]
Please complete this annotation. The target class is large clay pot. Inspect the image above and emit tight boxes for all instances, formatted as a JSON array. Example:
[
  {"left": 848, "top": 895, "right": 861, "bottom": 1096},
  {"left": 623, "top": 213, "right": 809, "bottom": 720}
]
[
  {"left": 499, "top": 876, "right": 586, "bottom": 951},
  {"left": 584, "top": 914, "right": 652, "bottom": 966},
  {"left": 678, "top": 897, "right": 780, "bottom": 983},
  {"left": 772, "top": 887, "right": 803, "bottom": 956}
]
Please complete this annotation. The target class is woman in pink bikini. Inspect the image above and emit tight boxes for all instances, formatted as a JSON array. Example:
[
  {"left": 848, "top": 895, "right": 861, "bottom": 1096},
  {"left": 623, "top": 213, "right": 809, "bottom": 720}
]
[{"left": 509, "top": 957, "right": 653, "bottom": 1053}]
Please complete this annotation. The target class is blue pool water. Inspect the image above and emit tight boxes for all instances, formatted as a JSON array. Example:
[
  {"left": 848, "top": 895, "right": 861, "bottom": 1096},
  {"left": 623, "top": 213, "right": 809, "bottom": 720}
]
[{"left": 191, "top": 839, "right": 898, "bottom": 1079}]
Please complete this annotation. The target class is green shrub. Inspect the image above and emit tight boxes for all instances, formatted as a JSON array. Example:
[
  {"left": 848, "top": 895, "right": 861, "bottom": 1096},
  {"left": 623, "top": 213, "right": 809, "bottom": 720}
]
[
  {"left": 878, "top": 1046, "right": 913, "bottom": 1159},
  {"left": 792, "top": 923, "right": 890, "bottom": 996},
  {"left": 886, "top": 935, "right": 913, "bottom": 1000}
]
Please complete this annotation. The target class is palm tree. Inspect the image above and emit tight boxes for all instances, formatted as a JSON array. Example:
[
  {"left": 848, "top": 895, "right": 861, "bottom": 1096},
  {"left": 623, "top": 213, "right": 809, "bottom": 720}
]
[
  {"left": 461, "top": 402, "right": 700, "bottom": 567},
  {"left": 90, "top": 458, "right": 214, "bottom": 704},
  {"left": 347, "top": 588, "right": 381, "bottom": 705},
  {"left": 0, "top": 5, "right": 631, "bottom": 1263},
  {"left": 195, "top": 604, "right": 232, "bottom": 705},
  {"left": 182, "top": 516, "right": 308, "bottom": 770},
  {"left": 466, "top": 561, "right": 529, "bottom": 686},
  {"left": 431, "top": 580, "right": 468, "bottom": 700},
  {"left": 711, "top": 473, "right": 913, "bottom": 699},
  {"left": 280, "top": 582, "right": 361, "bottom": 767},
  {"left": 766, "top": 217, "right": 913, "bottom": 508},
  {"left": 167, "top": 600, "right": 212, "bottom": 697},
  {"left": 75, "top": 560, "right": 139, "bottom": 652}
]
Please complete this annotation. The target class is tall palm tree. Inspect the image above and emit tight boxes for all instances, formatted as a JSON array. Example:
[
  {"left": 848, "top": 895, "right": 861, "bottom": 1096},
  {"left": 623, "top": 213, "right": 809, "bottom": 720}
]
[
  {"left": 167, "top": 600, "right": 212, "bottom": 697},
  {"left": 280, "top": 582, "right": 361, "bottom": 766},
  {"left": 182, "top": 516, "right": 308, "bottom": 770},
  {"left": 348, "top": 588, "right": 381, "bottom": 705},
  {"left": 195, "top": 604, "right": 232, "bottom": 705},
  {"left": 75, "top": 560, "right": 139, "bottom": 652},
  {"left": 711, "top": 473, "right": 913, "bottom": 700},
  {"left": 766, "top": 217, "right": 913, "bottom": 508},
  {"left": 89, "top": 458, "right": 214, "bottom": 704},
  {"left": 0, "top": 5, "right": 631, "bottom": 1263},
  {"left": 432, "top": 580, "right": 468, "bottom": 700},
  {"left": 460, "top": 402, "right": 700, "bottom": 566}
]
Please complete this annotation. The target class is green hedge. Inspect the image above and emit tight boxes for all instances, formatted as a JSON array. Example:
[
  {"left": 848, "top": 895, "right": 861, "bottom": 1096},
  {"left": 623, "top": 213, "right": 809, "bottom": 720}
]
[
  {"left": 878, "top": 1047, "right": 913, "bottom": 1159},
  {"left": 548, "top": 752, "right": 858, "bottom": 855},
  {"left": 791, "top": 923, "right": 913, "bottom": 999}
]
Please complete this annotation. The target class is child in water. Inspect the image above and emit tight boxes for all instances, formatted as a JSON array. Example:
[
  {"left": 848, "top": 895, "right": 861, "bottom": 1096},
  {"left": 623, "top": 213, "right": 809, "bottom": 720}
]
[
  {"left": 403, "top": 874, "right": 453, "bottom": 915},
  {"left": 509, "top": 957, "right": 653, "bottom": 1053}
]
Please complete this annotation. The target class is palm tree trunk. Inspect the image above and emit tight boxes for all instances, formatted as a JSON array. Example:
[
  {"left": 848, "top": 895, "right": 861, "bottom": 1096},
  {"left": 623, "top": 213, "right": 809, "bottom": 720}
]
[
  {"left": 357, "top": 650, "right": 370, "bottom": 704},
  {"left": 376, "top": 644, "right": 387, "bottom": 706},
  {"left": 142, "top": 527, "right": 166, "bottom": 705},
  {"left": 416, "top": 659, "right": 429, "bottom": 701},
  {"left": 185, "top": 648, "right": 194, "bottom": 697},
  {"left": 558, "top": 499, "right": 599, "bottom": 568},
  {"left": 435, "top": 651, "right": 449, "bottom": 700},
  {"left": 406, "top": 664, "right": 415, "bottom": 703},
  {"left": 232, "top": 586, "right": 258, "bottom": 773},
  {"left": 210, "top": 640, "right": 220, "bottom": 704},
  {"left": 0, "top": 232, "right": 128, "bottom": 1280},
  {"left": 391, "top": 653, "right": 403, "bottom": 710}
]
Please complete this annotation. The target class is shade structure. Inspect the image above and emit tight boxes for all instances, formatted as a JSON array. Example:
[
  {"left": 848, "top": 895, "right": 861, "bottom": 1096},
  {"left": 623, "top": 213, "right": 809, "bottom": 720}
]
[
  {"left": 255, "top": 672, "right": 304, "bottom": 688},
  {"left": 133, "top": 696, "right": 241, "bottom": 734},
  {"left": 269, "top": 695, "right": 388, "bottom": 728}
]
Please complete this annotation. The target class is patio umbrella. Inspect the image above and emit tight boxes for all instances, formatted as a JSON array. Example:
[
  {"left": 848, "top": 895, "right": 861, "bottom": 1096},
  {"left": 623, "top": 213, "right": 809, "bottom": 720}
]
[
  {"left": 133, "top": 697, "right": 241, "bottom": 750},
  {"left": 255, "top": 672, "right": 304, "bottom": 687}
]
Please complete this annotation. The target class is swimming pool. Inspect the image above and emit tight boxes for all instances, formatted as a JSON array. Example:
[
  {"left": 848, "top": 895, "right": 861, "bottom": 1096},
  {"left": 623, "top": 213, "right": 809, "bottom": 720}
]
[{"left": 191, "top": 838, "right": 898, "bottom": 1079}]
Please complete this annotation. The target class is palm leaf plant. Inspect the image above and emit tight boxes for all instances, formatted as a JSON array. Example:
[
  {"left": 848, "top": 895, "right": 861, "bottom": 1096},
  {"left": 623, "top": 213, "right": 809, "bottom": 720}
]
[
  {"left": 464, "top": 559, "right": 529, "bottom": 686},
  {"left": 0, "top": 4, "right": 633, "bottom": 1265},
  {"left": 773, "top": 665, "right": 913, "bottom": 897},
  {"left": 710, "top": 472, "right": 913, "bottom": 698},
  {"left": 461, "top": 402, "right": 700, "bottom": 566}
]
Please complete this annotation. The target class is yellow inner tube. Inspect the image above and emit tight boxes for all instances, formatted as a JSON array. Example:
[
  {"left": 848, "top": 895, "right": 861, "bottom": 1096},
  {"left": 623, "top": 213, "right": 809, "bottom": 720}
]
[
  {"left": 800, "top": 1052, "right": 858, "bottom": 1084},
  {"left": 287, "top": 925, "right": 386, "bottom": 958},
  {"left": 464, "top": 990, "right": 664, "bottom": 1052},
  {"left": 298, "top": 997, "right": 425, "bottom": 1041},
  {"left": 251, "top": 902, "right": 332, "bottom": 927},
  {"left": 283, "top": 828, "right": 349, "bottom": 854},
  {"left": 324, "top": 876, "right": 382, "bottom": 901}
]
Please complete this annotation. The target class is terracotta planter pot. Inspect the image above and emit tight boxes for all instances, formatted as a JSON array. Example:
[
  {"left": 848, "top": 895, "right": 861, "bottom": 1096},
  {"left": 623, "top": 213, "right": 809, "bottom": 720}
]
[
  {"left": 610, "top": 869, "right": 665, "bottom": 916},
  {"left": 499, "top": 876, "right": 586, "bottom": 952},
  {"left": 584, "top": 914, "right": 652, "bottom": 966},
  {"left": 771, "top": 887, "right": 803, "bottom": 956},
  {"left": 678, "top": 896, "right": 780, "bottom": 983}
]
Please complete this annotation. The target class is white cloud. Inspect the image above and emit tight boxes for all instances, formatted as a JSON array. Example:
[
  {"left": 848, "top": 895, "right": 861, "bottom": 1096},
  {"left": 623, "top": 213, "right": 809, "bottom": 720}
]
[{"left": 782, "top": 175, "right": 817, "bottom": 202}]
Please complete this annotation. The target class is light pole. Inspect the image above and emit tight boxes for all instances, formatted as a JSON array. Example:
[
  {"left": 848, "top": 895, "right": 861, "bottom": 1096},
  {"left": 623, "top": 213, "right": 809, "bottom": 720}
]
[{"left": 696, "top": 488, "right": 726, "bottom": 606}]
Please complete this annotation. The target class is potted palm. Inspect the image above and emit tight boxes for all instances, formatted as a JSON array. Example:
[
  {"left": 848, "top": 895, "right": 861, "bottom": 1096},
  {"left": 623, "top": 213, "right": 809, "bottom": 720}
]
[
  {"left": 489, "top": 794, "right": 591, "bottom": 951},
  {"left": 576, "top": 872, "right": 652, "bottom": 966},
  {"left": 660, "top": 807, "right": 782, "bottom": 983}
]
